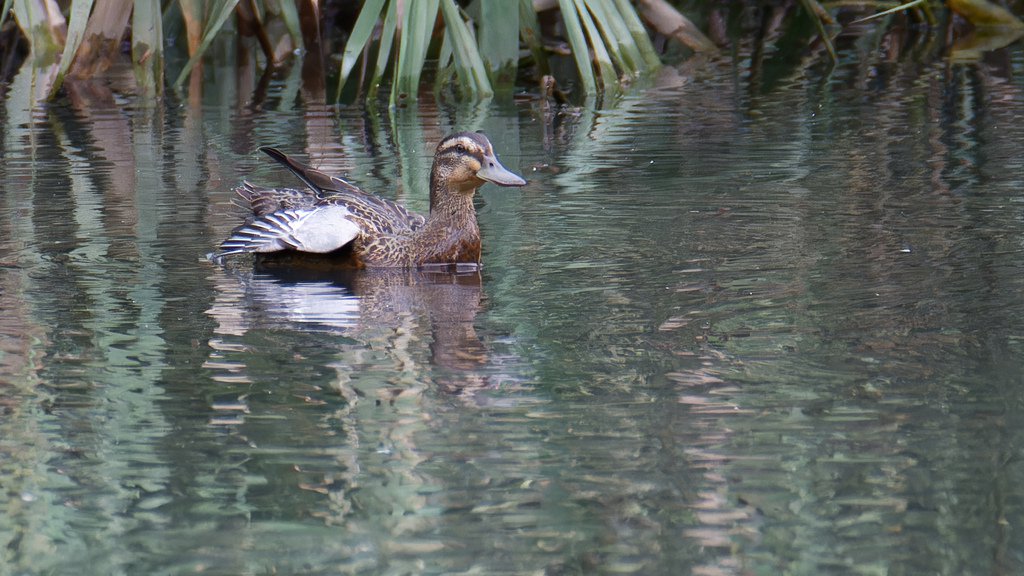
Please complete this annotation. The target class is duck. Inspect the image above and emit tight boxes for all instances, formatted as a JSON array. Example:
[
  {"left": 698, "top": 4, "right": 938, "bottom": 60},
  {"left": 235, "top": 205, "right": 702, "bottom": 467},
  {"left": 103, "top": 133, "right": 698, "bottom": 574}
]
[{"left": 216, "top": 131, "right": 526, "bottom": 268}]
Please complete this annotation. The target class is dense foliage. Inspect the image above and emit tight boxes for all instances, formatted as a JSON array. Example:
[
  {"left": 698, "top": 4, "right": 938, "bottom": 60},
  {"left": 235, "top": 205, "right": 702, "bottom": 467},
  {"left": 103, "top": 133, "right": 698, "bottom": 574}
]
[{"left": 0, "top": 0, "right": 1021, "bottom": 105}]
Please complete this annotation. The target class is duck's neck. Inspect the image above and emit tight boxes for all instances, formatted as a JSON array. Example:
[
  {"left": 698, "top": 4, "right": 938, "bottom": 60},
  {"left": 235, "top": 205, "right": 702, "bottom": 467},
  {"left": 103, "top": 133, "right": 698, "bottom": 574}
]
[
  {"left": 412, "top": 176, "right": 481, "bottom": 265},
  {"left": 422, "top": 185, "right": 479, "bottom": 243},
  {"left": 427, "top": 173, "right": 478, "bottom": 227}
]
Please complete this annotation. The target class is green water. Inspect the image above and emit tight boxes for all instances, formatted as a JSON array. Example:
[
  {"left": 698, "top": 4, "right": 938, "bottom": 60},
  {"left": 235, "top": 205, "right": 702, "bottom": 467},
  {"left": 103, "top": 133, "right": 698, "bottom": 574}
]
[{"left": 3, "top": 52, "right": 1024, "bottom": 575}]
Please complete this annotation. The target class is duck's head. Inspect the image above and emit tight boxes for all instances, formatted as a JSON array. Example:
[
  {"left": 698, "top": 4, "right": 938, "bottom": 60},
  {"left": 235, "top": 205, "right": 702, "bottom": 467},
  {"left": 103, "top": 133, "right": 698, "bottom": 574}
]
[{"left": 431, "top": 132, "right": 526, "bottom": 203}]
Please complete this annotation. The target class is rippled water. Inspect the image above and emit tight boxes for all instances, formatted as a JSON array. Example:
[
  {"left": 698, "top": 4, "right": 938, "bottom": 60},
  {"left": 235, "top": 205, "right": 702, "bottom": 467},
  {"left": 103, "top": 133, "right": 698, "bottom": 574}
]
[{"left": 4, "top": 48, "right": 1024, "bottom": 575}]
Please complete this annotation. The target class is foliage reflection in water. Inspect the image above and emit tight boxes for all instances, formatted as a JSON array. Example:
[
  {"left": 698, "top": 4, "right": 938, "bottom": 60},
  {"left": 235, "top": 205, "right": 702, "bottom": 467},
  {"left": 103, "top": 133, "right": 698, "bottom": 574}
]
[{"left": 4, "top": 46, "right": 1024, "bottom": 575}]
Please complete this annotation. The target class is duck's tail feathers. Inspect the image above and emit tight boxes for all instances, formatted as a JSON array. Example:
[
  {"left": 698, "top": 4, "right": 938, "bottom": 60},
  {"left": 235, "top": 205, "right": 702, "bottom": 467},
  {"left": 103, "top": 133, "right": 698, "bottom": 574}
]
[{"left": 258, "top": 147, "right": 363, "bottom": 196}]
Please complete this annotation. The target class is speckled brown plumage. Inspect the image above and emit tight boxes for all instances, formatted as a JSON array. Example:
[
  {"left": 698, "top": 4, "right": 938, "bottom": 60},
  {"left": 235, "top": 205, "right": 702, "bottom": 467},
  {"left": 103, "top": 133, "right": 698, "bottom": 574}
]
[{"left": 218, "top": 132, "right": 525, "bottom": 268}]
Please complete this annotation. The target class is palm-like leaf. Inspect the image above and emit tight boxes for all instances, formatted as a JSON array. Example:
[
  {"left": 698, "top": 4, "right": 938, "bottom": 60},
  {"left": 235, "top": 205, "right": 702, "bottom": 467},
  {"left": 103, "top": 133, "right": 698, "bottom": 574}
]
[{"left": 4, "top": 0, "right": 669, "bottom": 105}]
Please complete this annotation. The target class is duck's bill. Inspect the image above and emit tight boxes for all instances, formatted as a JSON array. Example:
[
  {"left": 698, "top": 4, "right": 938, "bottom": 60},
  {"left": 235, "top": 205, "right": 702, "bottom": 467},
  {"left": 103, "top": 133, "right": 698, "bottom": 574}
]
[{"left": 477, "top": 155, "right": 527, "bottom": 187}]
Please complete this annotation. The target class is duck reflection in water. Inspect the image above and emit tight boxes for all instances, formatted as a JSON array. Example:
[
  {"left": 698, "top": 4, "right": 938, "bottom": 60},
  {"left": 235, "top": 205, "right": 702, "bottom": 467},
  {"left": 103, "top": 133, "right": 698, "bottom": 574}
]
[{"left": 206, "top": 260, "right": 495, "bottom": 393}]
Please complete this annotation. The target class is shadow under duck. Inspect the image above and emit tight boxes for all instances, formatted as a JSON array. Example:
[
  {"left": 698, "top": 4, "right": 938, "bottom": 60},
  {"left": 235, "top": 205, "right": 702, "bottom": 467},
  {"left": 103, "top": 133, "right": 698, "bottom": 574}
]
[{"left": 217, "top": 131, "right": 525, "bottom": 268}]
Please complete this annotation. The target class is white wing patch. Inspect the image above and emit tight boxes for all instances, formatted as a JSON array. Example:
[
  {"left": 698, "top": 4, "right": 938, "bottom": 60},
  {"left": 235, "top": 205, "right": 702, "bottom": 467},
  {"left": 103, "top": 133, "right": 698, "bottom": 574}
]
[{"left": 219, "top": 205, "right": 361, "bottom": 255}]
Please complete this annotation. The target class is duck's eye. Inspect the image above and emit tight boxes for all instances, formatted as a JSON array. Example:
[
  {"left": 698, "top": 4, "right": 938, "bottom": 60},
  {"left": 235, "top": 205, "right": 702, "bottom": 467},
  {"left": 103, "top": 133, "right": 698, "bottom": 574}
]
[{"left": 454, "top": 143, "right": 466, "bottom": 153}]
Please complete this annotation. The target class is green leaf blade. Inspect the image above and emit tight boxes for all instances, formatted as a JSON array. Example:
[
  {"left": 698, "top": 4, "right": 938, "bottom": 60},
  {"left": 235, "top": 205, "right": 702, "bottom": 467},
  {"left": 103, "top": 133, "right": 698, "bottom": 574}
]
[
  {"left": 478, "top": 0, "right": 519, "bottom": 88},
  {"left": 392, "top": 0, "right": 439, "bottom": 104},
  {"left": 557, "top": 0, "right": 597, "bottom": 95},
  {"left": 50, "top": 0, "right": 95, "bottom": 97},
  {"left": 612, "top": 0, "right": 661, "bottom": 70},
  {"left": 439, "top": 0, "right": 492, "bottom": 99},
  {"left": 573, "top": 0, "right": 615, "bottom": 87},
  {"left": 338, "top": 0, "right": 386, "bottom": 89},
  {"left": 172, "top": 0, "right": 240, "bottom": 88}
]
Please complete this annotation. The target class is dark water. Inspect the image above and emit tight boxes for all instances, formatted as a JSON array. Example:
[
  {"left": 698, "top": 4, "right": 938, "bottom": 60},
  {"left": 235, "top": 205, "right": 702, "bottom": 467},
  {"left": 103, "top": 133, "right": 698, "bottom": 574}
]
[{"left": 4, "top": 48, "right": 1024, "bottom": 575}]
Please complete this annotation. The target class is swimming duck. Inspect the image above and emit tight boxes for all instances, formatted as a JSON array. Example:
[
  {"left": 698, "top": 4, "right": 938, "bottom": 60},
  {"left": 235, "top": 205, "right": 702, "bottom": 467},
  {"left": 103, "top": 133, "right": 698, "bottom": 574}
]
[{"left": 217, "top": 131, "right": 526, "bottom": 268}]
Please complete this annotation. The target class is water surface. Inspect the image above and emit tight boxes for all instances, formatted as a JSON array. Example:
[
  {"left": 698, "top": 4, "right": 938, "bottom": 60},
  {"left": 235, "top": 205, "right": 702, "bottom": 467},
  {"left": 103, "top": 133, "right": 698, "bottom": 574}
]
[{"left": 3, "top": 49, "right": 1024, "bottom": 575}]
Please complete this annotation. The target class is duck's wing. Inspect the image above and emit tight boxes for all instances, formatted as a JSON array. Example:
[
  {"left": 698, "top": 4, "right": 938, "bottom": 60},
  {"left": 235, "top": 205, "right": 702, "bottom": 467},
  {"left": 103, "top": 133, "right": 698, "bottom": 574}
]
[
  {"left": 321, "top": 191, "right": 427, "bottom": 234},
  {"left": 233, "top": 183, "right": 320, "bottom": 216},
  {"left": 218, "top": 205, "right": 362, "bottom": 255},
  {"left": 258, "top": 147, "right": 426, "bottom": 231},
  {"left": 219, "top": 148, "right": 427, "bottom": 257},
  {"left": 259, "top": 147, "right": 365, "bottom": 196}
]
